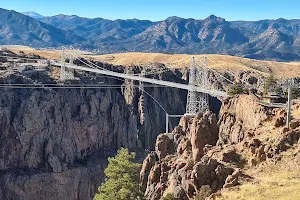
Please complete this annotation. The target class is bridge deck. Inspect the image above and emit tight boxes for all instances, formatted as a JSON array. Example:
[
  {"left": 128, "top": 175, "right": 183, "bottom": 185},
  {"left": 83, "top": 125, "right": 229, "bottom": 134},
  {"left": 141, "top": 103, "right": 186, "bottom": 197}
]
[{"left": 51, "top": 61, "right": 227, "bottom": 97}]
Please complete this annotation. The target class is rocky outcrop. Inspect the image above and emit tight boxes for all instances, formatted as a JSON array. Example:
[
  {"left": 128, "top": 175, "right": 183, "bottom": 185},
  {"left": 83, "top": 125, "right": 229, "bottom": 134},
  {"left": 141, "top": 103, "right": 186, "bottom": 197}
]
[
  {"left": 141, "top": 111, "right": 232, "bottom": 200},
  {"left": 155, "top": 134, "right": 174, "bottom": 161},
  {"left": 141, "top": 94, "right": 300, "bottom": 200},
  {"left": 190, "top": 112, "right": 219, "bottom": 163},
  {"left": 218, "top": 95, "right": 269, "bottom": 144}
]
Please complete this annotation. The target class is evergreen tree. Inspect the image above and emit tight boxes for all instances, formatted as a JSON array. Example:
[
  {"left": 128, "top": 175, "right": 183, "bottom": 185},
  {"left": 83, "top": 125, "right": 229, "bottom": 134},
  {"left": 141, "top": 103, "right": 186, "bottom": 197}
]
[{"left": 94, "top": 148, "right": 144, "bottom": 200}]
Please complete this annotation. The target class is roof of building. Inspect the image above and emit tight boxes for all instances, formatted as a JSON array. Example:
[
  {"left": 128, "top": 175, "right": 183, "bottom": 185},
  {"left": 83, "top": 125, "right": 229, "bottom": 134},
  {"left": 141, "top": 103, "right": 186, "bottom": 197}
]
[{"left": 263, "top": 92, "right": 286, "bottom": 99}]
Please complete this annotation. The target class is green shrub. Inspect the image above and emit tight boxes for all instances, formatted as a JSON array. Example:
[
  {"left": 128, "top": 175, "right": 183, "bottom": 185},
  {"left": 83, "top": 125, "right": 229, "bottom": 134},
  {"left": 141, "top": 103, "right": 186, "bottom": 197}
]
[
  {"left": 94, "top": 148, "right": 143, "bottom": 200},
  {"left": 228, "top": 85, "right": 245, "bottom": 96}
]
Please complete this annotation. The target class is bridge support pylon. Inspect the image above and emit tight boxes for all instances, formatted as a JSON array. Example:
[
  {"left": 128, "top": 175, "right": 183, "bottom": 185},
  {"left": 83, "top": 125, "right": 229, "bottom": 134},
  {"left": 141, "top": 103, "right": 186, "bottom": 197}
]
[
  {"left": 60, "top": 51, "right": 66, "bottom": 81},
  {"left": 185, "top": 57, "right": 209, "bottom": 116},
  {"left": 60, "top": 51, "right": 75, "bottom": 81}
]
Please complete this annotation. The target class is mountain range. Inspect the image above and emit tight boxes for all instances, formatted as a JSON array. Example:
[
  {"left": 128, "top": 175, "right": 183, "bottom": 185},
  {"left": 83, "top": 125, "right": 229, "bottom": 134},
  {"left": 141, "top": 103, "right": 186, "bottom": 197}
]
[{"left": 1, "top": 8, "right": 300, "bottom": 61}]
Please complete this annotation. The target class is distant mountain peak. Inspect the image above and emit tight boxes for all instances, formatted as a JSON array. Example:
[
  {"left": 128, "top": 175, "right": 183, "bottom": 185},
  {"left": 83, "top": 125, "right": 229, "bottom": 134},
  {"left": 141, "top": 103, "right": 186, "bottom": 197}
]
[
  {"left": 22, "top": 11, "right": 44, "bottom": 19},
  {"left": 165, "top": 16, "right": 185, "bottom": 21},
  {"left": 204, "top": 15, "right": 226, "bottom": 23}
]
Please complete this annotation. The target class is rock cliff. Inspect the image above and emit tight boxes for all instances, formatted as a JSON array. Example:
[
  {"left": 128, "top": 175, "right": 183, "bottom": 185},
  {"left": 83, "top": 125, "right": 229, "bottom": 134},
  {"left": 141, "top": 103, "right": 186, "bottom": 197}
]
[
  {"left": 0, "top": 65, "right": 186, "bottom": 200},
  {"left": 140, "top": 111, "right": 233, "bottom": 200}
]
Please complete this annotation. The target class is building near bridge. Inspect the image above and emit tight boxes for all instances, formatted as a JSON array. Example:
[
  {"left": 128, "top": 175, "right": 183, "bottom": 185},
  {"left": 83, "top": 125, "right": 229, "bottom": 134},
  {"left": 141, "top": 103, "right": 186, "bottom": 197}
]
[
  {"left": 261, "top": 92, "right": 287, "bottom": 104},
  {"left": 11, "top": 62, "right": 48, "bottom": 73}
]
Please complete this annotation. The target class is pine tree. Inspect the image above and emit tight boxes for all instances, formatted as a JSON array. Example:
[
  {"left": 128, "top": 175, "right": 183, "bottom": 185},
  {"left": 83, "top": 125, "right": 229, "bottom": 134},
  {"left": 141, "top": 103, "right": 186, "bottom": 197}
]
[{"left": 94, "top": 148, "right": 144, "bottom": 200}]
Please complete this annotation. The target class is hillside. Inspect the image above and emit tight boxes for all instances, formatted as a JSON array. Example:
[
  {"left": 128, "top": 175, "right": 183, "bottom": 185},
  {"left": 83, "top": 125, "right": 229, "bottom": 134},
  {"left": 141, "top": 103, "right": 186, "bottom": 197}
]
[
  {"left": 40, "top": 15, "right": 154, "bottom": 42},
  {"left": 40, "top": 14, "right": 300, "bottom": 61},
  {"left": 0, "top": 8, "right": 83, "bottom": 47},
  {"left": 93, "top": 52, "right": 300, "bottom": 78},
  {"left": 1, "top": 8, "right": 300, "bottom": 61},
  {"left": 217, "top": 148, "right": 300, "bottom": 200},
  {"left": 5, "top": 46, "right": 300, "bottom": 78}
]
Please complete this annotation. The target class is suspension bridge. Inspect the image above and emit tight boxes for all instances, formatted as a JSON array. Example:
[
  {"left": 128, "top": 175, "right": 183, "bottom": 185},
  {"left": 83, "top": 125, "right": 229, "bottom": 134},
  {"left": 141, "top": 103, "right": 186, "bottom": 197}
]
[
  {"left": 54, "top": 48, "right": 229, "bottom": 115},
  {"left": 0, "top": 47, "right": 232, "bottom": 132}
]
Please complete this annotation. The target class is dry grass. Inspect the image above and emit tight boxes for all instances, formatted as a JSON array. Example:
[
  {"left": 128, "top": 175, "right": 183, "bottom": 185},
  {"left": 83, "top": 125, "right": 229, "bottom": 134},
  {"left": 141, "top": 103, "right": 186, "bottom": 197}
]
[
  {"left": 3, "top": 46, "right": 300, "bottom": 79},
  {"left": 3, "top": 45, "right": 90, "bottom": 60},
  {"left": 292, "top": 109, "right": 300, "bottom": 119},
  {"left": 216, "top": 148, "right": 300, "bottom": 200},
  {"left": 93, "top": 52, "right": 300, "bottom": 78},
  {"left": 217, "top": 172, "right": 300, "bottom": 200}
]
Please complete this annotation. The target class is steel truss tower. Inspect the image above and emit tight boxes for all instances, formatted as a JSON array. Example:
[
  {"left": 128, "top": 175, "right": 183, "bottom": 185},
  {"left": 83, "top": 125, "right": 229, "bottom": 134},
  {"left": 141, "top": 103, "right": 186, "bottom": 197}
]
[
  {"left": 60, "top": 51, "right": 75, "bottom": 81},
  {"left": 60, "top": 51, "right": 66, "bottom": 81},
  {"left": 185, "top": 57, "right": 209, "bottom": 116}
]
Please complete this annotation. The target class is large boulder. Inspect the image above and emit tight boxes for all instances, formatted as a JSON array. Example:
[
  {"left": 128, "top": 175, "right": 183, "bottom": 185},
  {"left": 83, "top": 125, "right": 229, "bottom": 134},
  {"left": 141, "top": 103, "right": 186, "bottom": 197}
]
[
  {"left": 190, "top": 111, "right": 219, "bottom": 163},
  {"left": 192, "top": 157, "right": 234, "bottom": 191},
  {"left": 290, "top": 119, "right": 300, "bottom": 129},
  {"left": 155, "top": 134, "right": 174, "bottom": 160}
]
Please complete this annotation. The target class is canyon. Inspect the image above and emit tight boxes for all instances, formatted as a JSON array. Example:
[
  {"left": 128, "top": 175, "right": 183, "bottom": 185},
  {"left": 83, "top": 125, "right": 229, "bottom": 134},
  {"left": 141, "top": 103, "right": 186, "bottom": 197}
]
[
  {"left": 0, "top": 49, "right": 299, "bottom": 199},
  {"left": 0, "top": 56, "right": 188, "bottom": 199}
]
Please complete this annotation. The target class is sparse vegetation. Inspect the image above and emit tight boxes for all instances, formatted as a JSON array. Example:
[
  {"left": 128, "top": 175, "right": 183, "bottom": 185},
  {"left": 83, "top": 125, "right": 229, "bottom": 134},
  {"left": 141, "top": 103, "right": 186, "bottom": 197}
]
[
  {"left": 292, "top": 87, "right": 300, "bottom": 99},
  {"left": 162, "top": 193, "right": 177, "bottom": 200},
  {"left": 94, "top": 148, "right": 143, "bottom": 200},
  {"left": 263, "top": 74, "right": 277, "bottom": 94},
  {"left": 274, "top": 87, "right": 283, "bottom": 96},
  {"left": 228, "top": 85, "right": 245, "bottom": 96},
  {"left": 195, "top": 185, "right": 212, "bottom": 200}
]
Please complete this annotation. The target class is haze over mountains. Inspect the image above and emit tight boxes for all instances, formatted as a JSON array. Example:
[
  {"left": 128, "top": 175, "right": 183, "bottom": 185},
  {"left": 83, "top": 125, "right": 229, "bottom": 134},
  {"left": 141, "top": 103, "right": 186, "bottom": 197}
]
[{"left": 1, "top": 8, "right": 300, "bottom": 61}]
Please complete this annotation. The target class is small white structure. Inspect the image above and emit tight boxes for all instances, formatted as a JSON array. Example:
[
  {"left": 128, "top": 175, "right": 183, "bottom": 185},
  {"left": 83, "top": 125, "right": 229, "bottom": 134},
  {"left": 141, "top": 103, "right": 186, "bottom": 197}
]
[{"left": 0, "top": 46, "right": 8, "bottom": 51}]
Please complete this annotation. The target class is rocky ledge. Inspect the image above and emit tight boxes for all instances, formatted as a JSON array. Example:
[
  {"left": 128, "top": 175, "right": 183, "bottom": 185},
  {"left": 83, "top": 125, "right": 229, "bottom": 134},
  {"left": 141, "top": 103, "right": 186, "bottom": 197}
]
[{"left": 140, "top": 94, "right": 300, "bottom": 199}]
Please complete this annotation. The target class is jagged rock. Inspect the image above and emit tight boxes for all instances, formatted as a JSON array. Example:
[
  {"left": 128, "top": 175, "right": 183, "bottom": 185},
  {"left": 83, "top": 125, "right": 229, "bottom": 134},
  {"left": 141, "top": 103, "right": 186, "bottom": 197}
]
[
  {"left": 173, "top": 186, "right": 188, "bottom": 200},
  {"left": 155, "top": 134, "right": 174, "bottom": 160},
  {"left": 220, "top": 148, "right": 239, "bottom": 163},
  {"left": 191, "top": 156, "right": 233, "bottom": 191},
  {"left": 177, "top": 136, "right": 192, "bottom": 159},
  {"left": 274, "top": 128, "right": 300, "bottom": 152},
  {"left": 148, "top": 163, "right": 161, "bottom": 184},
  {"left": 173, "top": 126, "right": 186, "bottom": 144},
  {"left": 142, "top": 95, "right": 300, "bottom": 200},
  {"left": 179, "top": 116, "right": 191, "bottom": 132},
  {"left": 140, "top": 152, "right": 158, "bottom": 190},
  {"left": 48, "top": 155, "right": 63, "bottom": 173},
  {"left": 163, "top": 172, "right": 189, "bottom": 200},
  {"left": 223, "top": 169, "right": 241, "bottom": 188},
  {"left": 274, "top": 116, "right": 285, "bottom": 127},
  {"left": 230, "top": 120, "right": 244, "bottom": 143},
  {"left": 290, "top": 119, "right": 300, "bottom": 129},
  {"left": 190, "top": 111, "right": 219, "bottom": 163},
  {"left": 219, "top": 95, "right": 269, "bottom": 144}
]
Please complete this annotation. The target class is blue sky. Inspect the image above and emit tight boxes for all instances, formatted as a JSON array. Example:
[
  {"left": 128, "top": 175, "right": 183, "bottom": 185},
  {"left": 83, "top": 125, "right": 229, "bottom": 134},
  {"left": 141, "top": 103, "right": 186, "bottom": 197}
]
[{"left": 1, "top": 0, "right": 300, "bottom": 21}]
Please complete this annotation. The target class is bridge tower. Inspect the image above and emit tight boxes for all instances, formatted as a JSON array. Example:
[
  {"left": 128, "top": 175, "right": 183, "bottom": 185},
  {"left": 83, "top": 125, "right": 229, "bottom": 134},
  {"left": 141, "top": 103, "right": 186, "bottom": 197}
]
[
  {"left": 60, "top": 50, "right": 75, "bottom": 81},
  {"left": 60, "top": 50, "right": 66, "bottom": 81},
  {"left": 67, "top": 55, "right": 75, "bottom": 80},
  {"left": 185, "top": 57, "right": 209, "bottom": 116}
]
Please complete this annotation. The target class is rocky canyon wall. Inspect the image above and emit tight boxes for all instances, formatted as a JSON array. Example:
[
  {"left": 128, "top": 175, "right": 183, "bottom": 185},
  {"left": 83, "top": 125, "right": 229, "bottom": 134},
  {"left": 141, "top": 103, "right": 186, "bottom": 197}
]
[{"left": 0, "top": 66, "right": 187, "bottom": 200}]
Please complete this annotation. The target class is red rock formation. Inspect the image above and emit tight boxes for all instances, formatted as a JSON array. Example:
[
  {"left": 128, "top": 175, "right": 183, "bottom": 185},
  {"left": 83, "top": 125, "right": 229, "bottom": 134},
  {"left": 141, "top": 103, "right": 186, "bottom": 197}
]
[{"left": 190, "top": 111, "right": 219, "bottom": 163}]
